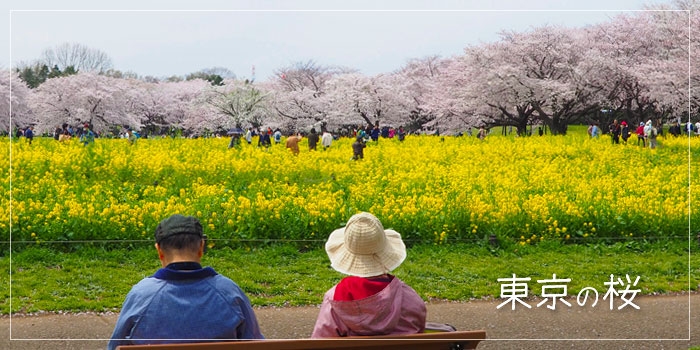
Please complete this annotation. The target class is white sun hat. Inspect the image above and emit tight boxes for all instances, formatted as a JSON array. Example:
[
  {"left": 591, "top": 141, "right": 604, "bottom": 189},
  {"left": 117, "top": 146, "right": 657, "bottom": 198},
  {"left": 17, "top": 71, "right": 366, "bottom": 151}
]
[{"left": 325, "top": 212, "right": 407, "bottom": 278}]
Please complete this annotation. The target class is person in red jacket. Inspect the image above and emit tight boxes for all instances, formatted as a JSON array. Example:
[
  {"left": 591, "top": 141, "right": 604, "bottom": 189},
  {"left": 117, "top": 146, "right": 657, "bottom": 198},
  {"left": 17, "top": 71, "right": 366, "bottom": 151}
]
[{"left": 636, "top": 122, "right": 646, "bottom": 147}]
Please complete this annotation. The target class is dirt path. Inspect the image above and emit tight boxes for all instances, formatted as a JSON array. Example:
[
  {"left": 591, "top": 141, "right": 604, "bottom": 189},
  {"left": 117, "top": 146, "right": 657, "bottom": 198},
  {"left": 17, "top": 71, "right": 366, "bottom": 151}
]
[{"left": 1, "top": 294, "right": 698, "bottom": 349}]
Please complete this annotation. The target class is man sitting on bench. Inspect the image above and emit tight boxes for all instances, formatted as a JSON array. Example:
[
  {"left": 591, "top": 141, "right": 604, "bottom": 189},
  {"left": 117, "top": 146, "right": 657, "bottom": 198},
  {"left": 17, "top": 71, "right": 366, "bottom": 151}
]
[{"left": 108, "top": 215, "right": 263, "bottom": 350}]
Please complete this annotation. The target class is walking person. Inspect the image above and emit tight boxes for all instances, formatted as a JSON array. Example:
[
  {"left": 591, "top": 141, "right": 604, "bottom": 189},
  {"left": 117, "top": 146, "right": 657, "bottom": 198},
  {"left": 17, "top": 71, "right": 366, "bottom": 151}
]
[
  {"left": 127, "top": 129, "right": 137, "bottom": 145},
  {"left": 610, "top": 119, "right": 621, "bottom": 144},
  {"left": 645, "top": 120, "right": 658, "bottom": 149},
  {"left": 260, "top": 129, "right": 271, "bottom": 151},
  {"left": 308, "top": 128, "right": 319, "bottom": 151},
  {"left": 286, "top": 132, "right": 302, "bottom": 155},
  {"left": 620, "top": 121, "right": 630, "bottom": 144},
  {"left": 669, "top": 122, "right": 681, "bottom": 137},
  {"left": 14, "top": 127, "right": 23, "bottom": 141},
  {"left": 351, "top": 135, "right": 366, "bottom": 161},
  {"left": 591, "top": 123, "right": 601, "bottom": 139},
  {"left": 245, "top": 128, "right": 252, "bottom": 145},
  {"left": 80, "top": 124, "right": 95, "bottom": 146},
  {"left": 273, "top": 129, "right": 282, "bottom": 144},
  {"left": 321, "top": 130, "right": 333, "bottom": 150},
  {"left": 398, "top": 127, "right": 406, "bottom": 142},
  {"left": 636, "top": 122, "right": 646, "bottom": 147},
  {"left": 370, "top": 124, "right": 380, "bottom": 142},
  {"left": 24, "top": 126, "right": 34, "bottom": 145}
]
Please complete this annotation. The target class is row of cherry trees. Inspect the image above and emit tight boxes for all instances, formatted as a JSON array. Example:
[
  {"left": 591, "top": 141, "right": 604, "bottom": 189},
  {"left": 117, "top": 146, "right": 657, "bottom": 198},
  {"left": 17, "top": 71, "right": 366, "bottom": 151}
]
[{"left": 2, "top": 2, "right": 697, "bottom": 135}]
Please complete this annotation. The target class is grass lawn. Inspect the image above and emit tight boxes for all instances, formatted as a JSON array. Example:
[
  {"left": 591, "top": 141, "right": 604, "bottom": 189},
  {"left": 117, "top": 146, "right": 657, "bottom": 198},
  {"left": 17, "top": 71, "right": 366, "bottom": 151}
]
[{"left": 1, "top": 239, "right": 697, "bottom": 314}]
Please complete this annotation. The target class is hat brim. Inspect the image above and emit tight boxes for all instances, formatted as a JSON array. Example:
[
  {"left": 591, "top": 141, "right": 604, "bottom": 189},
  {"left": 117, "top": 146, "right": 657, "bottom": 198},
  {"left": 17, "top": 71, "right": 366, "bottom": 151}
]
[{"left": 325, "top": 228, "right": 406, "bottom": 278}]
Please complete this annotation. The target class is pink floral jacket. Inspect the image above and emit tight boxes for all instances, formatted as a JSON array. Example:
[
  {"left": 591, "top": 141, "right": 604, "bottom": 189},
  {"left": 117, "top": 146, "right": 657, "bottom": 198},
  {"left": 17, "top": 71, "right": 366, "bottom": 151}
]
[{"left": 311, "top": 277, "right": 426, "bottom": 338}]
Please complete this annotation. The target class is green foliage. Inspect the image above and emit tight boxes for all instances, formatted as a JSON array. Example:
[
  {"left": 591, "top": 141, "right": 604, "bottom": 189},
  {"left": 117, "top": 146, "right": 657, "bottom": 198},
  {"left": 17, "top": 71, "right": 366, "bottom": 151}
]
[
  {"left": 15, "top": 63, "right": 79, "bottom": 88},
  {"left": 186, "top": 72, "right": 224, "bottom": 86},
  {"left": 0, "top": 240, "right": 697, "bottom": 313}
]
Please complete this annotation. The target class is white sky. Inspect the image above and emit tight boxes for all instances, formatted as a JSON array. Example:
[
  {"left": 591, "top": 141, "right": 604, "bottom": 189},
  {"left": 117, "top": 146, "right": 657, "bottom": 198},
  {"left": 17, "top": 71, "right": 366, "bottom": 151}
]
[{"left": 2, "top": 0, "right": 672, "bottom": 81}]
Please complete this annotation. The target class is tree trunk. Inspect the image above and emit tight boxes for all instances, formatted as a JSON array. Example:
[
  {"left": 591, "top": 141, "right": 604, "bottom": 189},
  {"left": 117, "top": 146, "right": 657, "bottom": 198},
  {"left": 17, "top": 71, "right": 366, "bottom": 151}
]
[{"left": 548, "top": 117, "right": 568, "bottom": 135}]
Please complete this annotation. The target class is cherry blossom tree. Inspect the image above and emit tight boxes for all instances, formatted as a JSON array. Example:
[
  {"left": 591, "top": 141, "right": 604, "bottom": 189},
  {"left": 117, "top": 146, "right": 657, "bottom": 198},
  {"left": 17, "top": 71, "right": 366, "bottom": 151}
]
[
  {"left": 28, "top": 73, "right": 139, "bottom": 133},
  {"left": 0, "top": 70, "right": 33, "bottom": 132},
  {"left": 125, "top": 78, "right": 210, "bottom": 133},
  {"left": 425, "top": 47, "right": 540, "bottom": 134},
  {"left": 186, "top": 79, "right": 270, "bottom": 131},
  {"left": 324, "top": 73, "right": 414, "bottom": 129},
  {"left": 632, "top": 2, "right": 698, "bottom": 118},
  {"left": 583, "top": 12, "right": 671, "bottom": 127},
  {"left": 396, "top": 55, "right": 450, "bottom": 130},
  {"left": 268, "top": 61, "right": 352, "bottom": 130}
]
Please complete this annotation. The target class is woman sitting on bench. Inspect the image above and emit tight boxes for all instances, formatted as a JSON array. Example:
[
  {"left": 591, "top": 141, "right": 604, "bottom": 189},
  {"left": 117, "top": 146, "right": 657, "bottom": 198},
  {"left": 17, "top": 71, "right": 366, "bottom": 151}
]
[{"left": 311, "top": 212, "right": 426, "bottom": 338}]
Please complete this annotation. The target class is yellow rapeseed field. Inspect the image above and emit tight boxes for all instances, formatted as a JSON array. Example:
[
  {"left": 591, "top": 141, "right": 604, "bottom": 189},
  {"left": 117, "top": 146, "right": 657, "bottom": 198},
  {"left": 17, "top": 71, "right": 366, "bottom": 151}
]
[{"left": 2, "top": 132, "right": 697, "bottom": 245}]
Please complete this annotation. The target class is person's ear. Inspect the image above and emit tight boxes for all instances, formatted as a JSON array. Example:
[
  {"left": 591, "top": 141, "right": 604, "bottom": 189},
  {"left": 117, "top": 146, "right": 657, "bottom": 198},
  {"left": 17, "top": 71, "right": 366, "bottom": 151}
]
[
  {"left": 155, "top": 243, "right": 165, "bottom": 261},
  {"left": 199, "top": 240, "right": 205, "bottom": 258}
]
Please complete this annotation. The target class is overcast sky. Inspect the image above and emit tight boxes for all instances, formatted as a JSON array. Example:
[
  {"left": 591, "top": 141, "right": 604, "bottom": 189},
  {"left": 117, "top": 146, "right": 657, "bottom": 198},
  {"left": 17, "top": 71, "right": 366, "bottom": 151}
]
[{"left": 2, "top": 0, "right": 673, "bottom": 81}]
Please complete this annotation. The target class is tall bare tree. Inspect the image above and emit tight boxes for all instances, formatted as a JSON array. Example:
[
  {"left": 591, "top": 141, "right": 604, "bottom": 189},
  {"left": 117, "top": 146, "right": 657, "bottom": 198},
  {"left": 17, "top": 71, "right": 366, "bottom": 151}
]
[{"left": 41, "top": 43, "right": 113, "bottom": 73}]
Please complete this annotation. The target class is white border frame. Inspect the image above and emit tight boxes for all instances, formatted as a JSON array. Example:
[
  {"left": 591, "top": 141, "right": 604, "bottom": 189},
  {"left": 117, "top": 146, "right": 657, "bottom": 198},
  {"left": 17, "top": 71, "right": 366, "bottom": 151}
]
[{"left": 7, "top": 7, "right": 693, "bottom": 343}]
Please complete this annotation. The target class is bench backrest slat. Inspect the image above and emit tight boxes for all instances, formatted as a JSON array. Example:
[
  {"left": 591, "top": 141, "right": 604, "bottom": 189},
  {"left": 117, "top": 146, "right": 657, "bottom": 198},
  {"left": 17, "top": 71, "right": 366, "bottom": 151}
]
[{"left": 117, "top": 330, "right": 486, "bottom": 350}]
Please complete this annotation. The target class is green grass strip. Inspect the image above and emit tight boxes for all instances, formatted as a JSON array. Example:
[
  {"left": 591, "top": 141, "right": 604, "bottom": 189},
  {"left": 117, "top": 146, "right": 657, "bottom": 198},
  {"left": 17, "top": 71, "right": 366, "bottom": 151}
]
[{"left": 1, "top": 240, "right": 698, "bottom": 314}]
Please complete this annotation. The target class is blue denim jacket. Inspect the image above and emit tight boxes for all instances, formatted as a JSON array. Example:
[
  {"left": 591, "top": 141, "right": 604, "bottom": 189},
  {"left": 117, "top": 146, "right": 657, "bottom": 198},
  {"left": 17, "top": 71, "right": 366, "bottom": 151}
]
[{"left": 107, "top": 263, "right": 264, "bottom": 349}]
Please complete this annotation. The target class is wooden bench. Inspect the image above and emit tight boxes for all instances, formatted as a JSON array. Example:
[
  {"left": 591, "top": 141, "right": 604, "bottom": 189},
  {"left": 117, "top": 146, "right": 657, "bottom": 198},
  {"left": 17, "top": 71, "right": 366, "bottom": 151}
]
[{"left": 117, "top": 330, "right": 486, "bottom": 349}]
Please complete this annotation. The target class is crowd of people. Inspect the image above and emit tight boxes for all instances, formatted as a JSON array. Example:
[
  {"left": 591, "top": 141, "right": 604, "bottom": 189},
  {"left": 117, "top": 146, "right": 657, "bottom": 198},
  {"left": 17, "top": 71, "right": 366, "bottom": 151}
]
[
  {"left": 107, "top": 212, "right": 427, "bottom": 348},
  {"left": 11, "top": 123, "right": 143, "bottom": 146},
  {"left": 587, "top": 119, "right": 699, "bottom": 149},
  {"left": 11, "top": 118, "right": 699, "bottom": 158}
]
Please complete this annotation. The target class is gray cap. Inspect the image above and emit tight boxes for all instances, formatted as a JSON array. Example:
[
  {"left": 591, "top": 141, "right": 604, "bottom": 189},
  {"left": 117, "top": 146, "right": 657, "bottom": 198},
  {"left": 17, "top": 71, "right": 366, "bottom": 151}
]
[{"left": 155, "top": 214, "right": 203, "bottom": 243}]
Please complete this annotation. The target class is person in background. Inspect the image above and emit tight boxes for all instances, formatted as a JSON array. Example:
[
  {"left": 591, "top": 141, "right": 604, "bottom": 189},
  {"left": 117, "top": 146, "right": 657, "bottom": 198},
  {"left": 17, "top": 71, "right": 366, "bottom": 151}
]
[
  {"left": 59, "top": 129, "right": 71, "bottom": 142},
  {"left": 398, "top": 127, "right": 406, "bottom": 142},
  {"left": 645, "top": 120, "right": 658, "bottom": 149},
  {"left": 478, "top": 126, "right": 487, "bottom": 140},
  {"left": 108, "top": 215, "right": 263, "bottom": 349},
  {"left": 321, "top": 130, "right": 333, "bottom": 150},
  {"left": 695, "top": 121, "right": 700, "bottom": 137},
  {"left": 669, "top": 121, "right": 681, "bottom": 137},
  {"left": 371, "top": 124, "right": 380, "bottom": 142},
  {"left": 308, "top": 128, "right": 319, "bottom": 151},
  {"left": 312, "top": 212, "right": 426, "bottom": 338},
  {"left": 687, "top": 121, "right": 695, "bottom": 135},
  {"left": 228, "top": 133, "right": 241, "bottom": 149},
  {"left": 127, "top": 129, "right": 137, "bottom": 145},
  {"left": 352, "top": 135, "right": 366, "bottom": 160},
  {"left": 54, "top": 126, "right": 62, "bottom": 140},
  {"left": 258, "top": 128, "right": 271, "bottom": 151},
  {"left": 80, "top": 124, "right": 95, "bottom": 146},
  {"left": 620, "top": 121, "right": 630, "bottom": 144},
  {"left": 609, "top": 119, "right": 621, "bottom": 144},
  {"left": 24, "top": 126, "right": 34, "bottom": 145},
  {"left": 286, "top": 132, "right": 302, "bottom": 155},
  {"left": 636, "top": 122, "right": 646, "bottom": 147},
  {"left": 591, "top": 123, "right": 600, "bottom": 139},
  {"left": 245, "top": 128, "right": 252, "bottom": 145},
  {"left": 273, "top": 129, "right": 282, "bottom": 144}
]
